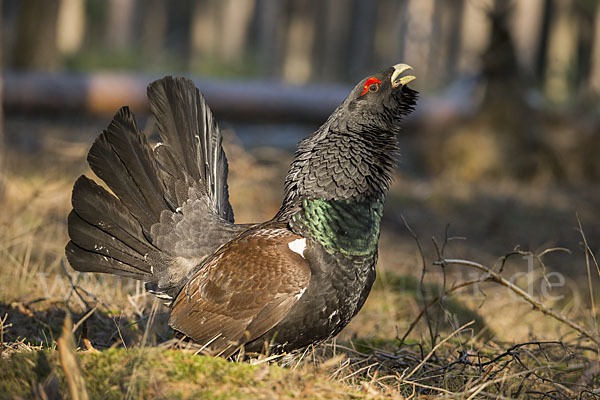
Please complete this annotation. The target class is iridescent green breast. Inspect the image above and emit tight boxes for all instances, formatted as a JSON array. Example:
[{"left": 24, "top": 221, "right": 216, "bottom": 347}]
[{"left": 290, "top": 195, "right": 384, "bottom": 257}]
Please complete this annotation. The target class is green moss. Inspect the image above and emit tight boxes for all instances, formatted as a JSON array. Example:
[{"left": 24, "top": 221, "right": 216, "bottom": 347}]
[
  {"left": 0, "top": 348, "right": 362, "bottom": 399},
  {"left": 0, "top": 350, "right": 56, "bottom": 398}
]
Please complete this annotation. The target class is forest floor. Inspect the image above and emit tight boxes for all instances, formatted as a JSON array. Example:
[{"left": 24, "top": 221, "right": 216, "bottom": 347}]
[{"left": 0, "top": 115, "right": 599, "bottom": 399}]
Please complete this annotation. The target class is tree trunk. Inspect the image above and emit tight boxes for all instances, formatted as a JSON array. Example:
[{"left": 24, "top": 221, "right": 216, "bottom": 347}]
[
  {"left": 0, "top": 0, "right": 4, "bottom": 199},
  {"left": 105, "top": 0, "right": 136, "bottom": 51},
  {"left": 11, "top": 0, "right": 61, "bottom": 70},
  {"left": 314, "top": 0, "right": 351, "bottom": 83},
  {"left": 590, "top": 1, "right": 600, "bottom": 94},
  {"left": 458, "top": 0, "right": 493, "bottom": 74},
  {"left": 281, "top": 0, "right": 317, "bottom": 84},
  {"left": 56, "top": 0, "right": 85, "bottom": 56},
  {"left": 256, "top": 0, "right": 283, "bottom": 78},
  {"left": 218, "top": 0, "right": 256, "bottom": 63},
  {"left": 347, "top": 0, "right": 378, "bottom": 81},
  {"left": 535, "top": 0, "right": 554, "bottom": 85},
  {"left": 512, "top": 0, "right": 544, "bottom": 75},
  {"left": 189, "top": 0, "right": 218, "bottom": 71},
  {"left": 574, "top": 0, "right": 598, "bottom": 94},
  {"left": 545, "top": 0, "right": 578, "bottom": 103},
  {"left": 372, "top": 0, "right": 408, "bottom": 73},
  {"left": 443, "top": 0, "right": 464, "bottom": 84},
  {"left": 141, "top": 0, "right": 168, "bottom": 63}
]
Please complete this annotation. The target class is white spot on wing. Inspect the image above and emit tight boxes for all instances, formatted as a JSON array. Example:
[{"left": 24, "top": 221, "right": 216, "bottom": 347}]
[
  {"left": 295, "top": 286, "right": 307, "bottom": 300},
  {"left": 288, "top": 238, "right": 306, "bottom": 258},
  {"left": 328, "top": 310, "right": 338, "bottom": 322}
]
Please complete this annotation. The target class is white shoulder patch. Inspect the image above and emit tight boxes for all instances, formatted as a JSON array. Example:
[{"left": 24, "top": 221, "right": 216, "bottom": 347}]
[
  {"left": 288, "top": 238, "right": 307, "bottom": 258},
  {"left": 295, "top": 286, "right": 307, "bottom": 300}
]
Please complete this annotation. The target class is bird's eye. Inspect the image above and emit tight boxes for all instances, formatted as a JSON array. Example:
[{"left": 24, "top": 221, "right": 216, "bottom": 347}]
[{"left": 360, "top": 77, "right": 382, "bottom": 96}]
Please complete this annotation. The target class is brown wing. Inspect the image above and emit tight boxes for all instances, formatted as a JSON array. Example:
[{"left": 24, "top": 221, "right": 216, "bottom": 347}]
[{"left": 168, "top": 227, "right": 310, "bottom": 355}]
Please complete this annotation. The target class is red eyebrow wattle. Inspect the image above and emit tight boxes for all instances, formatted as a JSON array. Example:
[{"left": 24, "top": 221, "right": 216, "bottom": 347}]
[{"left": 360, "top": 77, "right": 382, "bottom": 96}]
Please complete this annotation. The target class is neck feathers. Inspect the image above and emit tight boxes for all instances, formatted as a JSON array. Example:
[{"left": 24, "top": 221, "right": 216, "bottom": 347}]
[
  {"left": 280, "top": 123, "right": 397, "bottom": 214},
  {"left": 289, "top": 196, "right": 384, "bottom": 257}
]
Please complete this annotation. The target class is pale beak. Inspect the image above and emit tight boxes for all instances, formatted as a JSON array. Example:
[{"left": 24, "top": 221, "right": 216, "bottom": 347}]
[{"left": 391, "top": 64, "right": 416, "bottom": 88}]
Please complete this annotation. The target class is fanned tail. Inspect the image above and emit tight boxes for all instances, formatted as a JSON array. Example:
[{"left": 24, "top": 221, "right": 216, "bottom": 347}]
[
  {"left": 66, "top": 107, "right": 170, "bottom": 283},
  {"left": 66, "top": 77, "right": 238, "bottom": 299}
]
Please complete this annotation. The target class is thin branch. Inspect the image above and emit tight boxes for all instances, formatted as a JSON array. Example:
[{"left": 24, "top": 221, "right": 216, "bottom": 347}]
[
  {"left": 72, "top": 306, "right": 97, "bottom": 333},
  {"left": 577, "top": 214, "right": 599, "bottom": 334},
  {"left": 576, "top": 214, "right": 600, "bottom": 280},
  {"left": 493, "top": 247, "right": 527, "bottom": 274},
  {"left": 436, "top": 258, "right": 600, "bottom": 347},
  {"left": 431, "top": 236, "right": 445, "bottom": 344},
  {"left": 399, "top": 277, "right": 482, "bottom": 345},
  {"left": 449, "top": 341, "right": 564, "bottom": 369},
  {"left": 400, "top": 214, "right": 435, "bottom": 346},
  {"left": 403, "top": 320, "right": 475, "bottom": 381}
]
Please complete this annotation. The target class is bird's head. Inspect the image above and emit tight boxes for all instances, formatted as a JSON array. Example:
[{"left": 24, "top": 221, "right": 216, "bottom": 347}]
[
  {"left": 280, "top": 64, "right": 418, "bottom": 213},
  {"left": 331, "top": 63, "right": 418, "bottom": 135}
]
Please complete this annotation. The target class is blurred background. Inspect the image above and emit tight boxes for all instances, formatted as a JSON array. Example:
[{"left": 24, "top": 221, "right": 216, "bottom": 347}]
[
  {"left": 1, "top": 0, "right": 600, "bottom": 179},
  {"left": 0, "top": 0, "right": 599, "bottom": 348}
]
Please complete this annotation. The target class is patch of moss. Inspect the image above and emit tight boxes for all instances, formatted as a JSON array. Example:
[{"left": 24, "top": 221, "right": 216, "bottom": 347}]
[
  {"left": 0, "top": 350, "right": 57, "bottom": 398},
  {"left": 0, "top": 348, "right": 363, "bottom": 399}
]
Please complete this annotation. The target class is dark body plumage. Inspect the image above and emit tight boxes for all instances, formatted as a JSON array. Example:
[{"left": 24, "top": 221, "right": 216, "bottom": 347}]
[{"left": 66, "top": 65, "right": 418, "bottom": 356}]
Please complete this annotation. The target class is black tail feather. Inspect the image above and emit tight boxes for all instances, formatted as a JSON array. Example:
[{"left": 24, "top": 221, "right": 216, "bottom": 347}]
[
  {"left": 147, "top": 77, "right": 234, "bottom": 222},
  {"left": 87, "top": 106, "right": 170, "bottom": 234},
  {"left": 67, "top": 211, "right": 150, "bottom": 273},
  {"left": 71, "top": 175, "right": 156, "bottom": 256},
  {"left": 67, "top": 175, "right": 157, "bottom": 278},
  {"left": 65, "top": 241, "right": 150, "bottom": 279},
  {"left": 154, "top": 143, "right": 194, "bottom": 207}
]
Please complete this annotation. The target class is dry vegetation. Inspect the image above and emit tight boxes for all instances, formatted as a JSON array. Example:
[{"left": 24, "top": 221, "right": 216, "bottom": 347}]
[{"left": 0, "top": 116, "right": 599, "bottom": 399}]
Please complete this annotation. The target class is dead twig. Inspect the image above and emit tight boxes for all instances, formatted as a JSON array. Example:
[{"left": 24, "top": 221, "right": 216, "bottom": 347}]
[
  {"left": 57, "top": 314, "right": 89, "bottom": 400},
  {"left": 435, "top": 258, "right": 600, "bottom": 348},
  {"left": 403, "top": 320, "right": 475, "bottom": 381},
  {"left": 0, "top": 313, "right": 10, "bottom": 355},
  {"left": 577, "top": 214, "right": 599, "bottom": 334},
  {"left": 72, "top": 306, "right": 97, "bottom": 333},
  {"left": 399, "top": 279, "right": 482, "bottom": 345},
  {"left": 400, "top": 215, "right": 436, "bottom": 346}
]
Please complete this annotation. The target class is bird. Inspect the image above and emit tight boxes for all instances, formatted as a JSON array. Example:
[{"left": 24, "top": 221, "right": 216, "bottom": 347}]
[{"left": 65, "top": 64, "right": 417, "bottom": 356}]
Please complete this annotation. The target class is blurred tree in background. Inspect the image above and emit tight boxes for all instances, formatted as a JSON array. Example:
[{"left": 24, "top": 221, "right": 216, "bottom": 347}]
[
  {"left": 0, "top": 0, "right": 3, "bottom": 198},
  {"left": 2, "top": 0, "right": 598, "bottom": 91}
]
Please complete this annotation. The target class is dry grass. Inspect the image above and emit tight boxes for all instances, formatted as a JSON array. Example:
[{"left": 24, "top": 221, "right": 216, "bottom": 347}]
[{"left": 0, "top": 117, "right": 599, "bottom": 398}]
